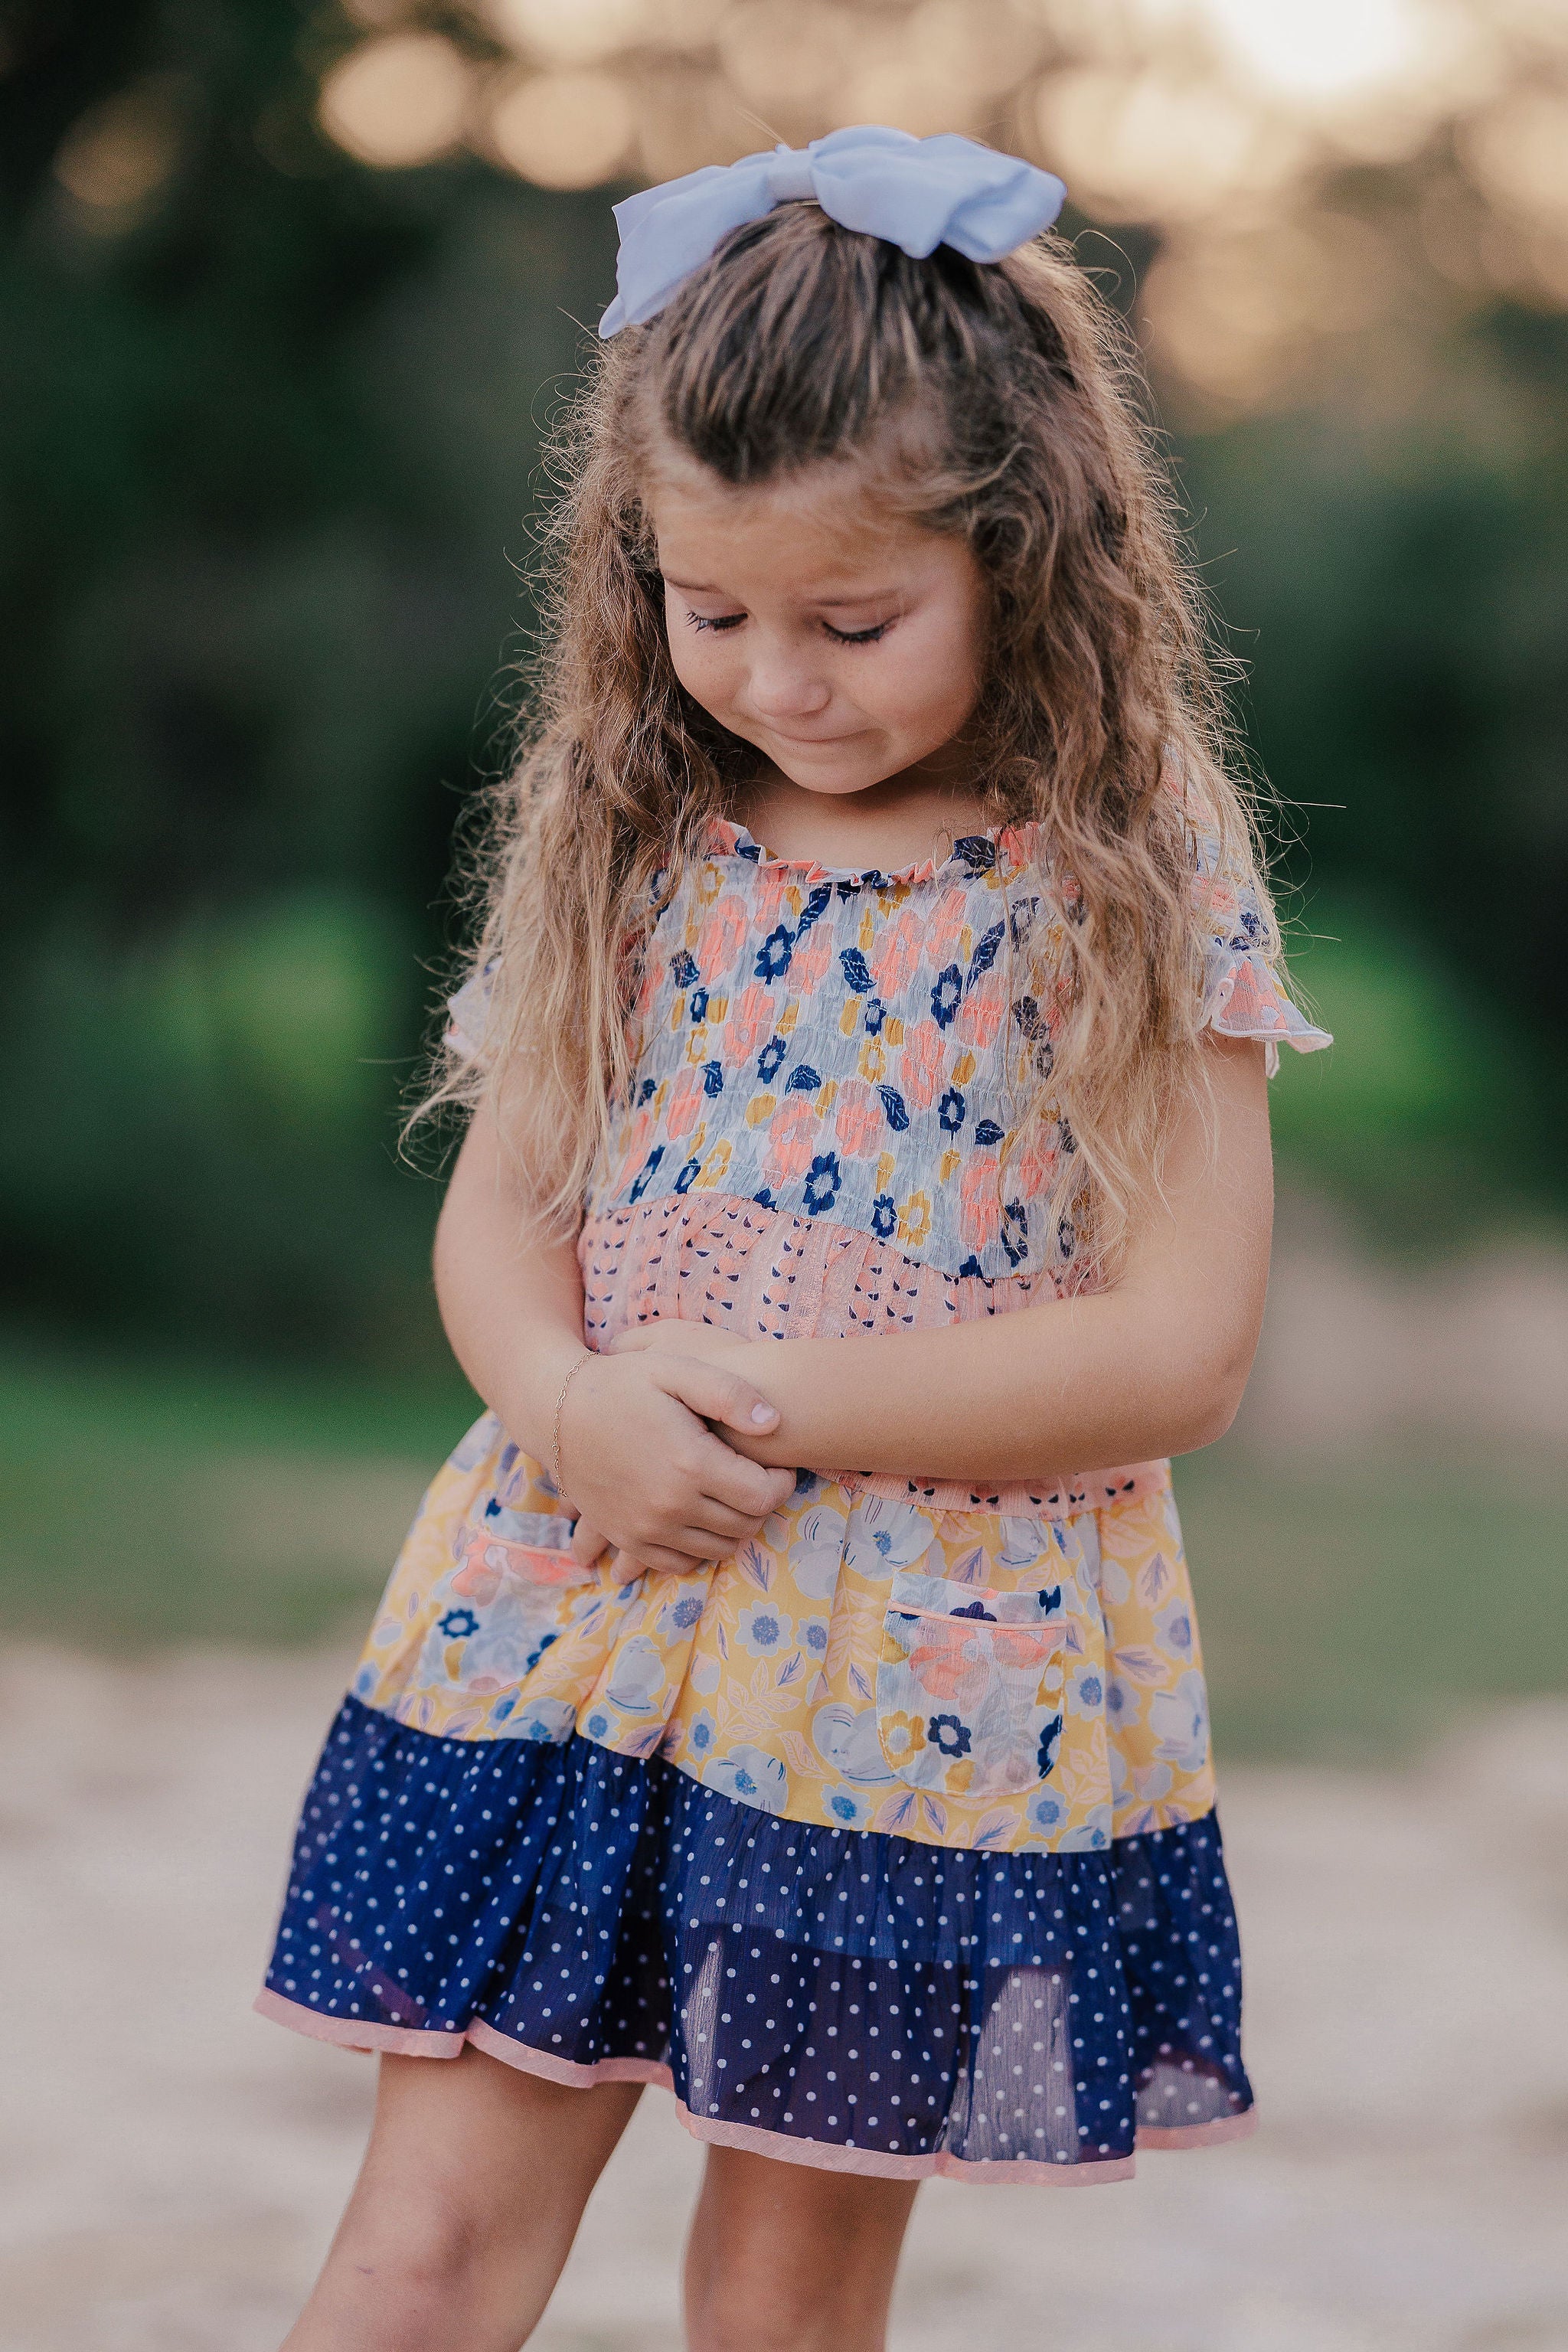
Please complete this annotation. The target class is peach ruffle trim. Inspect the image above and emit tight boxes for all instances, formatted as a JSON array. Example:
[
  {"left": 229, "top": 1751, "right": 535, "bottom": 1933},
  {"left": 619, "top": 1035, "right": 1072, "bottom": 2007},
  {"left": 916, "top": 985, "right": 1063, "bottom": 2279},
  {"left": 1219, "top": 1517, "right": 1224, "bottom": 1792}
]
[{"left": 253, "top": 1988, "right": 1255, "bottom": 2182}]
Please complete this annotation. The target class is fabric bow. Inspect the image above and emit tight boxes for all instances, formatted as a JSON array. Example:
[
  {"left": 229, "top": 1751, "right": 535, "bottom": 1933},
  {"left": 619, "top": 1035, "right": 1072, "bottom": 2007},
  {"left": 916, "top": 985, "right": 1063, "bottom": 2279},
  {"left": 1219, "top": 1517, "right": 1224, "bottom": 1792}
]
[{"left": 598, "top": 124, "right": 1067, "bottom": 337}]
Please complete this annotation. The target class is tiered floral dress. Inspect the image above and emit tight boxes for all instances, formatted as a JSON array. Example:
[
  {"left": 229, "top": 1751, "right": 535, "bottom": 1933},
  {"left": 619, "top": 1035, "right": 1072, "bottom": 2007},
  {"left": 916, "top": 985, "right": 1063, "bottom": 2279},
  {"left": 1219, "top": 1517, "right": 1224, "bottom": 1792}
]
[{"left": 259, "top": 814, "right": 1328, "bottom": 2183}]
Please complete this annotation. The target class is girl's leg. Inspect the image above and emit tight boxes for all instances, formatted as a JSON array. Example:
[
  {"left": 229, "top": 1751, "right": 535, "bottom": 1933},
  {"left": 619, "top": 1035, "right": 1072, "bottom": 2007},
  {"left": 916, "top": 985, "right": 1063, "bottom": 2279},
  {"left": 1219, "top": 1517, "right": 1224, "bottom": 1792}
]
[
  {"left": 283, "top": 2046, "right": 642, "bottom": 2352},
  {"left": 682, "top": 2145, "right": 920, "bottom": 2352}
]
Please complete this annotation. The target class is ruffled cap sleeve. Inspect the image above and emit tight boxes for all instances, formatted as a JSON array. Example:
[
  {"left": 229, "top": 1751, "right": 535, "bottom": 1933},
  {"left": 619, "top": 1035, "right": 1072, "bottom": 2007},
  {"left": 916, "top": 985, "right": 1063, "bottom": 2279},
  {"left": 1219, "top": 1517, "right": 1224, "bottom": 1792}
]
[
  {"left": 444, "top": 965, "right": 495, "bottom": 1068},
  {"left": 1191, "top": 826, "right": 1331, "bottom": 1075}
]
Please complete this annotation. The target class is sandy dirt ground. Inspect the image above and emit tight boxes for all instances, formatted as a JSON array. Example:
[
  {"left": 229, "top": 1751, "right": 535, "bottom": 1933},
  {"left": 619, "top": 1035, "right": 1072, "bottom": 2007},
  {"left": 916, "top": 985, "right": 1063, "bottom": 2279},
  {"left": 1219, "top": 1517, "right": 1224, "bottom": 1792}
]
[{"left": 1, "top": 1642, "right": 1565, "bottom": 2352}]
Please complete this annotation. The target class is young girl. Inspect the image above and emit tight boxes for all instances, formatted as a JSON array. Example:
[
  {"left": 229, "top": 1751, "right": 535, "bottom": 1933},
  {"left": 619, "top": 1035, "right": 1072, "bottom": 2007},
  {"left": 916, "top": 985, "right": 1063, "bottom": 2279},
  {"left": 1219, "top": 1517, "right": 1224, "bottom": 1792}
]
[{"left": 260, "top": 127, "right": 1328, "bottom": 2352}]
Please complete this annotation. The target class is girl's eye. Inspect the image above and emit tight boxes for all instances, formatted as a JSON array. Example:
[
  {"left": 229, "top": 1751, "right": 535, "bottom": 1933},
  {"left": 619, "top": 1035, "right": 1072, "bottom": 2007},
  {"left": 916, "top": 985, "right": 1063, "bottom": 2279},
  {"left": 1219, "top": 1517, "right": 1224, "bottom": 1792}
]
[
  {"left": 824, "top": 619, "right": 892, "bottom": 645},
  {"left": 686, "top": 609, "right": 745, "bottom": 633}
]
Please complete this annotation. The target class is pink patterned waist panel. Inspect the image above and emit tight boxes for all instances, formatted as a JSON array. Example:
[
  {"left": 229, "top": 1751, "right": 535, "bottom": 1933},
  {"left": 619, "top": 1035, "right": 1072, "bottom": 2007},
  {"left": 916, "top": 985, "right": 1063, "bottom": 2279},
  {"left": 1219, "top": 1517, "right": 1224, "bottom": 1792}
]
[{"left": 577, "top": 1192, "right": 1168, "bottom": 1520}]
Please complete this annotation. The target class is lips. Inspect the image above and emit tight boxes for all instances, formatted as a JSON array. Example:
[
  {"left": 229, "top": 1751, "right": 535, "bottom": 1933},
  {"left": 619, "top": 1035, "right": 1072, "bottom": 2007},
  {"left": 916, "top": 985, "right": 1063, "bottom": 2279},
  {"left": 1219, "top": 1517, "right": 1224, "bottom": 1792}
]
[{"left": 762, "top": 727, "right": 863, "bottom": 747}]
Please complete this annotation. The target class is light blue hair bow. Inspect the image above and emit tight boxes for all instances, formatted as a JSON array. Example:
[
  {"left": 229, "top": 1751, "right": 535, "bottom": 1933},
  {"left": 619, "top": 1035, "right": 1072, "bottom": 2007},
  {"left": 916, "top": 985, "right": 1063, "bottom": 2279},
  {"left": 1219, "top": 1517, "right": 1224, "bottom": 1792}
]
[{"left": 598, "top": 124, "right": 1067, "bottom": 338}]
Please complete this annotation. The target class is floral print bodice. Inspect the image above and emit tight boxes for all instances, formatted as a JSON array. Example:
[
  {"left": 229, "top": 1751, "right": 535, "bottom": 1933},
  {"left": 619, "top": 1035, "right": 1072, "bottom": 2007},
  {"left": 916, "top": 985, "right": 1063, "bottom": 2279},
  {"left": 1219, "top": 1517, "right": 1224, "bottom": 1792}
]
[
  {"left": 600, "top": 820, "right": 1086, "bottom": 1283},
  {"left": 454, "top": 812, "right": 1325, "bottom": 1305}
]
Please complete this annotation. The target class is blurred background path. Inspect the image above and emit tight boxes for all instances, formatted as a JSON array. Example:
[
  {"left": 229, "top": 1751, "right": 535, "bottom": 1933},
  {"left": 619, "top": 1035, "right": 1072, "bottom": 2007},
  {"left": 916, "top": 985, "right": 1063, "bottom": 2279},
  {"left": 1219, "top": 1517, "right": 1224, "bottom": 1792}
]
[{"left": 2, "top": 1635, "right": 1564, "bottom": 2352}]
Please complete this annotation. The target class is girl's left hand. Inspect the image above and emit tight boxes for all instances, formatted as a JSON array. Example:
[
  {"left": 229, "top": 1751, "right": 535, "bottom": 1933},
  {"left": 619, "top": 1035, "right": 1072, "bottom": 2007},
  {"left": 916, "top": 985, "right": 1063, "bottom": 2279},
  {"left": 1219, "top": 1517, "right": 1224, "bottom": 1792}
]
[{"left": 571, "top": 1319, "right": 779, "bottom": 1573}]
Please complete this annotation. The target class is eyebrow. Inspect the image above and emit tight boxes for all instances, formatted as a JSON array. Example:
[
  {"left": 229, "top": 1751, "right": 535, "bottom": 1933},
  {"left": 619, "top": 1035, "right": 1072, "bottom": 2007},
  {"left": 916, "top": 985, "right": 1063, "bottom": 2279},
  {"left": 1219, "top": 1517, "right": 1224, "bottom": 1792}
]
[{"left": 660, "top": 577, "right": 903, "bottom": 604}]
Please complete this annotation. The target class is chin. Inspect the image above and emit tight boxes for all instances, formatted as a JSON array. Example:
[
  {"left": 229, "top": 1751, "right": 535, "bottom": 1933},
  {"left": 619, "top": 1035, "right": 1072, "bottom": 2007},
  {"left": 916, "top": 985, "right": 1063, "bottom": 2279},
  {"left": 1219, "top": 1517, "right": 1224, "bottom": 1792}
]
[
  {"left": 766, "top": 743, "right": 901, "bottom": 793},
  {"left": 778, "top": 768, "right": 890, "bottom": 798}
]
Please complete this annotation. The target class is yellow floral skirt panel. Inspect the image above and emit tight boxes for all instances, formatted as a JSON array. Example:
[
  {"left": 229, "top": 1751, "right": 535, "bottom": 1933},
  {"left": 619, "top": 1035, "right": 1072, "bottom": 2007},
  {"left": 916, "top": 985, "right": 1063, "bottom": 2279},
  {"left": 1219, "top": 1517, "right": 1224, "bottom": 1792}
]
[{"left": 351, "top": 1414, "right": 1215, "bottom": 1857}]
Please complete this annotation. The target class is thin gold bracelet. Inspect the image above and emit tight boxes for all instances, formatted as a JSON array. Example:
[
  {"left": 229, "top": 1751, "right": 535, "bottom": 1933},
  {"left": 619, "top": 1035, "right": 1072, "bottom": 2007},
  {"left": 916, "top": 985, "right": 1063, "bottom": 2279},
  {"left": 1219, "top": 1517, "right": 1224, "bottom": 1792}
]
[{"left": 550, "top": 1351, "right": 593, "bottom": 1504}]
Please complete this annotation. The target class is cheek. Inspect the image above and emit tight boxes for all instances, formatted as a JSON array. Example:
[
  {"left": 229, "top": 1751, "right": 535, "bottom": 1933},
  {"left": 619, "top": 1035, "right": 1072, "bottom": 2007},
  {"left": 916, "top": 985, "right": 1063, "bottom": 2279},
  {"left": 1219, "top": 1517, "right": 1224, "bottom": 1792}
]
[
  {"left": 664, "top": 615, "right": 733, "bottom": 713},
  {"left": 873, "top": 609, "right": 985, "bottom": 737}
]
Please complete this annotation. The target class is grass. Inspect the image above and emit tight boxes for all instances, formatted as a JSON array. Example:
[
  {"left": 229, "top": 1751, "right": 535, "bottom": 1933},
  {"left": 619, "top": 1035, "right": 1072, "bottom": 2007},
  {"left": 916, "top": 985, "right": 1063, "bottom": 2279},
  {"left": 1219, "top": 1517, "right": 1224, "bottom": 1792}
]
[
  {"left": 0, "top": 1338, "right": 478, "bottom": 1651},
  {"left": 1175, "top": 1446, "right": 1568, "bottom": 1762},
  {"left": 2, "top": 1337, "right": 1564, "bottom": 1762}
]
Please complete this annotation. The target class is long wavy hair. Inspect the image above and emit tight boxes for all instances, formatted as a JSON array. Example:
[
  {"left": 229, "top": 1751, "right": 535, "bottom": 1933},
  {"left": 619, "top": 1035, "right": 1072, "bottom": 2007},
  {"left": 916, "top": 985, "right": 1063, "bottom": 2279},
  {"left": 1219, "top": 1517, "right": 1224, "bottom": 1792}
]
[{"left": 427, "top": 201, "right": 1276, "bottom": 1265}]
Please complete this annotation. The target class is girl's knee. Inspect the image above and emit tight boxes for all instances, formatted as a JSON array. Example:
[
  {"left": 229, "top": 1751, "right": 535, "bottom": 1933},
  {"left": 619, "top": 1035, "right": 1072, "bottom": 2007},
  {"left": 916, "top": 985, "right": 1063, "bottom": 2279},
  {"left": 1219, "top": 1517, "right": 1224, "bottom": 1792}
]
[
  {"left": 328, "top": 2190, "right": 504, "bottom": 2302},
  {"left": 686, "top": 2231, "right": 900, "bottom": 2352},
  {"left": 685, "top": 2281, "right": 840, "bottom": 2352},
  {"left": 288, "top": 2207, "right": 506, "bottom": 2352}
]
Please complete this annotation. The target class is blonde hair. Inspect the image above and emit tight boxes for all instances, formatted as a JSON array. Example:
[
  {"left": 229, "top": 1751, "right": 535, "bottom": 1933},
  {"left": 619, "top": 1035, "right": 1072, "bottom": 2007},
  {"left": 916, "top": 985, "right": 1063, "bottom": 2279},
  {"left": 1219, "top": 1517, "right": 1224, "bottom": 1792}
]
[{"left": 429, "top": 203, "right": 1275, "bottom": 1263}]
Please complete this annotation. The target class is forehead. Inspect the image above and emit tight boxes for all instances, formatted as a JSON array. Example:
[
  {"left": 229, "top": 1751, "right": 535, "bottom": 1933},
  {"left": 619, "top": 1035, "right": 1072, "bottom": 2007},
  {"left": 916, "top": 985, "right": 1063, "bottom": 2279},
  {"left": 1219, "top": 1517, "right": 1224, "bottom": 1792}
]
[{"left": 646, "top": 452, "right": 946, "bottom": 590}]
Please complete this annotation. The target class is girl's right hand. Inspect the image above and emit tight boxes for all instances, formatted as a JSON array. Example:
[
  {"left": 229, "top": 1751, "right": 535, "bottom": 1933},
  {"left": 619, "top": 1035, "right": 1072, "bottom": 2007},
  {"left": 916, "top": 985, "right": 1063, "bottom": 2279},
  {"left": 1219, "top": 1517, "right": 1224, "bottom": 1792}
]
[{"left": 557, "top": 1348, "right": 796, "bottom": 1579}]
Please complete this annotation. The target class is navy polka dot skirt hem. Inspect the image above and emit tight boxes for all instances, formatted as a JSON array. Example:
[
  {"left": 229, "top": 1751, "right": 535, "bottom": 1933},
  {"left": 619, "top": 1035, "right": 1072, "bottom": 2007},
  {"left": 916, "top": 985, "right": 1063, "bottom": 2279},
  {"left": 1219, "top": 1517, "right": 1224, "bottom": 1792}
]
[{"left": 259, "top": 1697, "right": 1254, "bottom": 2182}]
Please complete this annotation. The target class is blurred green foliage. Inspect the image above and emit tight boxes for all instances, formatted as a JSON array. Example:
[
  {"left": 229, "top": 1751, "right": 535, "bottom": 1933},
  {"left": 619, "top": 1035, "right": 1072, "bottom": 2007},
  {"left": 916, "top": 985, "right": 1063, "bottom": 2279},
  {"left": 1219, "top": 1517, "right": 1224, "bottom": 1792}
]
[
  {"left": 2, "top": 4, "right": 1564, "bottom": 1370},
  {"left": 1263, "top": 894, "right": 1539, "bottom": 1243},
  {"left": 1184, "top": 386, "right": 1568, "bottom": 1223}
]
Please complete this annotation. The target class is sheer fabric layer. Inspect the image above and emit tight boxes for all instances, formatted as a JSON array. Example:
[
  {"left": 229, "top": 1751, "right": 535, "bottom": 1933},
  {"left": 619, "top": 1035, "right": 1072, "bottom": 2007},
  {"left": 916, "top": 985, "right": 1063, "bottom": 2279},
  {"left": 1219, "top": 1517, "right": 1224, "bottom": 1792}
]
[{"left": 261, "top": 1698, "right": 1253, "bottom": 2184}]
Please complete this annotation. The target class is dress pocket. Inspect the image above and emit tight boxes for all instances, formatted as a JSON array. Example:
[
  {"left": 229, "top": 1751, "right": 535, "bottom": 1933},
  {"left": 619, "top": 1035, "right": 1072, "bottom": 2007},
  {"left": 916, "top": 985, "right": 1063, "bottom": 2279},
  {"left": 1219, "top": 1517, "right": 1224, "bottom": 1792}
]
[
  {"left": 875, "top": 1569, "right": 1067, "bottom": 1799},
  {"left": 409, "top": 1472, "right": 602, "bottom": 1733},
  {"left": 452, "top": 1494, "right": 590, "bottom": 1601}
]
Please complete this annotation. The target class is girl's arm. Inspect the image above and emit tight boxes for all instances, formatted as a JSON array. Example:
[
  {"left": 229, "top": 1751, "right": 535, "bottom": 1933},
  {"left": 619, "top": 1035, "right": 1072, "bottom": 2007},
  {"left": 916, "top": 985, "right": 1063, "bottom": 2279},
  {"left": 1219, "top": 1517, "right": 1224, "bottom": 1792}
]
[
  {"left": 615, "top": 1035, "right": 1273, "bottom": 1485},
  {"left": 433, "top": 1105, "right": 794, "bottom": 1573}
]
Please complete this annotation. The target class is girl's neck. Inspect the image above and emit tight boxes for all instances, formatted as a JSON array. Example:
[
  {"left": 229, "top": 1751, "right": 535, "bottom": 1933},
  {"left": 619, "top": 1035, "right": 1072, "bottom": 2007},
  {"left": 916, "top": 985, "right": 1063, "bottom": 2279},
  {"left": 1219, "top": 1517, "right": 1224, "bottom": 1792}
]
[{"left": 732, "top": 753, "right": 989, "bottom": 874}]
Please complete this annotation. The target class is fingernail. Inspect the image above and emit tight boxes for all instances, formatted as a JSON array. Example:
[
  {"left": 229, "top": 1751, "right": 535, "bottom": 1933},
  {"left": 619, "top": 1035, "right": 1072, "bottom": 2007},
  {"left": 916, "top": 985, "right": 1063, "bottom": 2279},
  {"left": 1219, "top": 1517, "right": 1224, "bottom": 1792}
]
[{"left": 750, "top": 1403, "right": 777, "bottom": 1425}]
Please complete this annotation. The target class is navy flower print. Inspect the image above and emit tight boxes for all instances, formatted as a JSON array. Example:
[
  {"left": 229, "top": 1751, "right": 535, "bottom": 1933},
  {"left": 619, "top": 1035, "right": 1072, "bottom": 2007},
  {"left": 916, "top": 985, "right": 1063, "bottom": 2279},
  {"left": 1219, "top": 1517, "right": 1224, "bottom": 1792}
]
[
  {"left": 930, "top": 964, "right": 963, "bottom": 1029},
  {"left": 928, "top": 1713, "right": 972, "bottom": 1759},
  {"left": 754, "top": 925, "right": 794, "bottom": 981},
  {"left": 1037, "top": 1713, "right": 1063, "bottom": 1775},
  {"left": 628, "top": 1145, "right": 664, "bottom": 1204},
  {"left": 953, "top": 835, "right": 998, "bottom": 874},
  {"left": 968, "top": 918, "right": 1005, "bottom": 982},
  {"left": 438, "top": 1607, "right": 479, "bottom": 1639},
  {"left": 801, "top": 1152, "right": 842, "bottom": 1215}
]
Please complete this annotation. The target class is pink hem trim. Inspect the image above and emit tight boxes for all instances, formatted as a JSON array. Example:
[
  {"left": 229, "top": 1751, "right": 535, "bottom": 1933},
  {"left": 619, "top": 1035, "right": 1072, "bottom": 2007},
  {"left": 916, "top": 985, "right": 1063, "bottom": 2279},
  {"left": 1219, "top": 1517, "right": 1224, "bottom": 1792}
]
[
  {"left": 252, "top": 1987, "right": 468, "bottom": 2059},
  {"left": 672, "top": 2105, "right": 1135, "bottom": 2184},
  {"left": 466, "top": 2018, "right": 672, "bottom": 2089},
  {"left": 256, "top": 1989, "right": 1250, "bottom": 2184}
]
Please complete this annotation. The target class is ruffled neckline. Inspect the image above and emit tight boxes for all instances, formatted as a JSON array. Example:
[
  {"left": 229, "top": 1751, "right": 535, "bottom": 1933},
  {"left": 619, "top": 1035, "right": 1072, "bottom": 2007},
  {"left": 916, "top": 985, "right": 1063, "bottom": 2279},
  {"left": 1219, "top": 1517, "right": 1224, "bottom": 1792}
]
[{"left": 708, "top": 815, "right": 1043, "bottom": 890}]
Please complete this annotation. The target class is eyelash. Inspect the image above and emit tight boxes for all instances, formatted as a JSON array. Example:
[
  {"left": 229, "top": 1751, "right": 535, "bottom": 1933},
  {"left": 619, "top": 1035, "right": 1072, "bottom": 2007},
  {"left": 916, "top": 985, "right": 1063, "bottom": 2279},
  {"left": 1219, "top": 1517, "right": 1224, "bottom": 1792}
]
[{"left": 685, "top": 613, "right": 892, "bottom": 645}]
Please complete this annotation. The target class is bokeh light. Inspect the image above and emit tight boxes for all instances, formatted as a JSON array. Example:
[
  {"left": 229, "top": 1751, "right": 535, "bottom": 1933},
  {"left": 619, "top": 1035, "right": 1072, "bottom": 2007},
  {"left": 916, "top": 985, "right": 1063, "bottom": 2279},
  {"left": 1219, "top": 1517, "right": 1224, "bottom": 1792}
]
[
  {"left": 317, "top": 31, "right": 474, "bottom": 168},
  {"left": 289, "top": 0, "right": 1568, "bottom": 410},
  {"left": 1195, "top": 0, "right": 1432, "bottom": 100},
  {"left": 488, "top": 67, "right": 636, "bottom": 188},
  {"left": 52, "top": 77, "right": 188, "bottom": 224}
]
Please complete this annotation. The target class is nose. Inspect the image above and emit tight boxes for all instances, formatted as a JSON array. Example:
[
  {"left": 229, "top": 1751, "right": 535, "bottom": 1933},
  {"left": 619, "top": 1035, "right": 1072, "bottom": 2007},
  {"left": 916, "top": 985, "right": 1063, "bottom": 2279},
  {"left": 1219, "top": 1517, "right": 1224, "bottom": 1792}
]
[{"left": 745, "top": 644, "right": 831, "bottom": 721}]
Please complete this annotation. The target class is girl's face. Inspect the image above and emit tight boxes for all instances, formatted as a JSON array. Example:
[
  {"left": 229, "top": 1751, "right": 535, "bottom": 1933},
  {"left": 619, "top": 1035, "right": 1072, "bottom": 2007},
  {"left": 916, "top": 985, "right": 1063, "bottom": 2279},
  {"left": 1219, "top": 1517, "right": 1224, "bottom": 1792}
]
[{"left": 650, "top": 455, "right": 989, "bottom": 802}]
